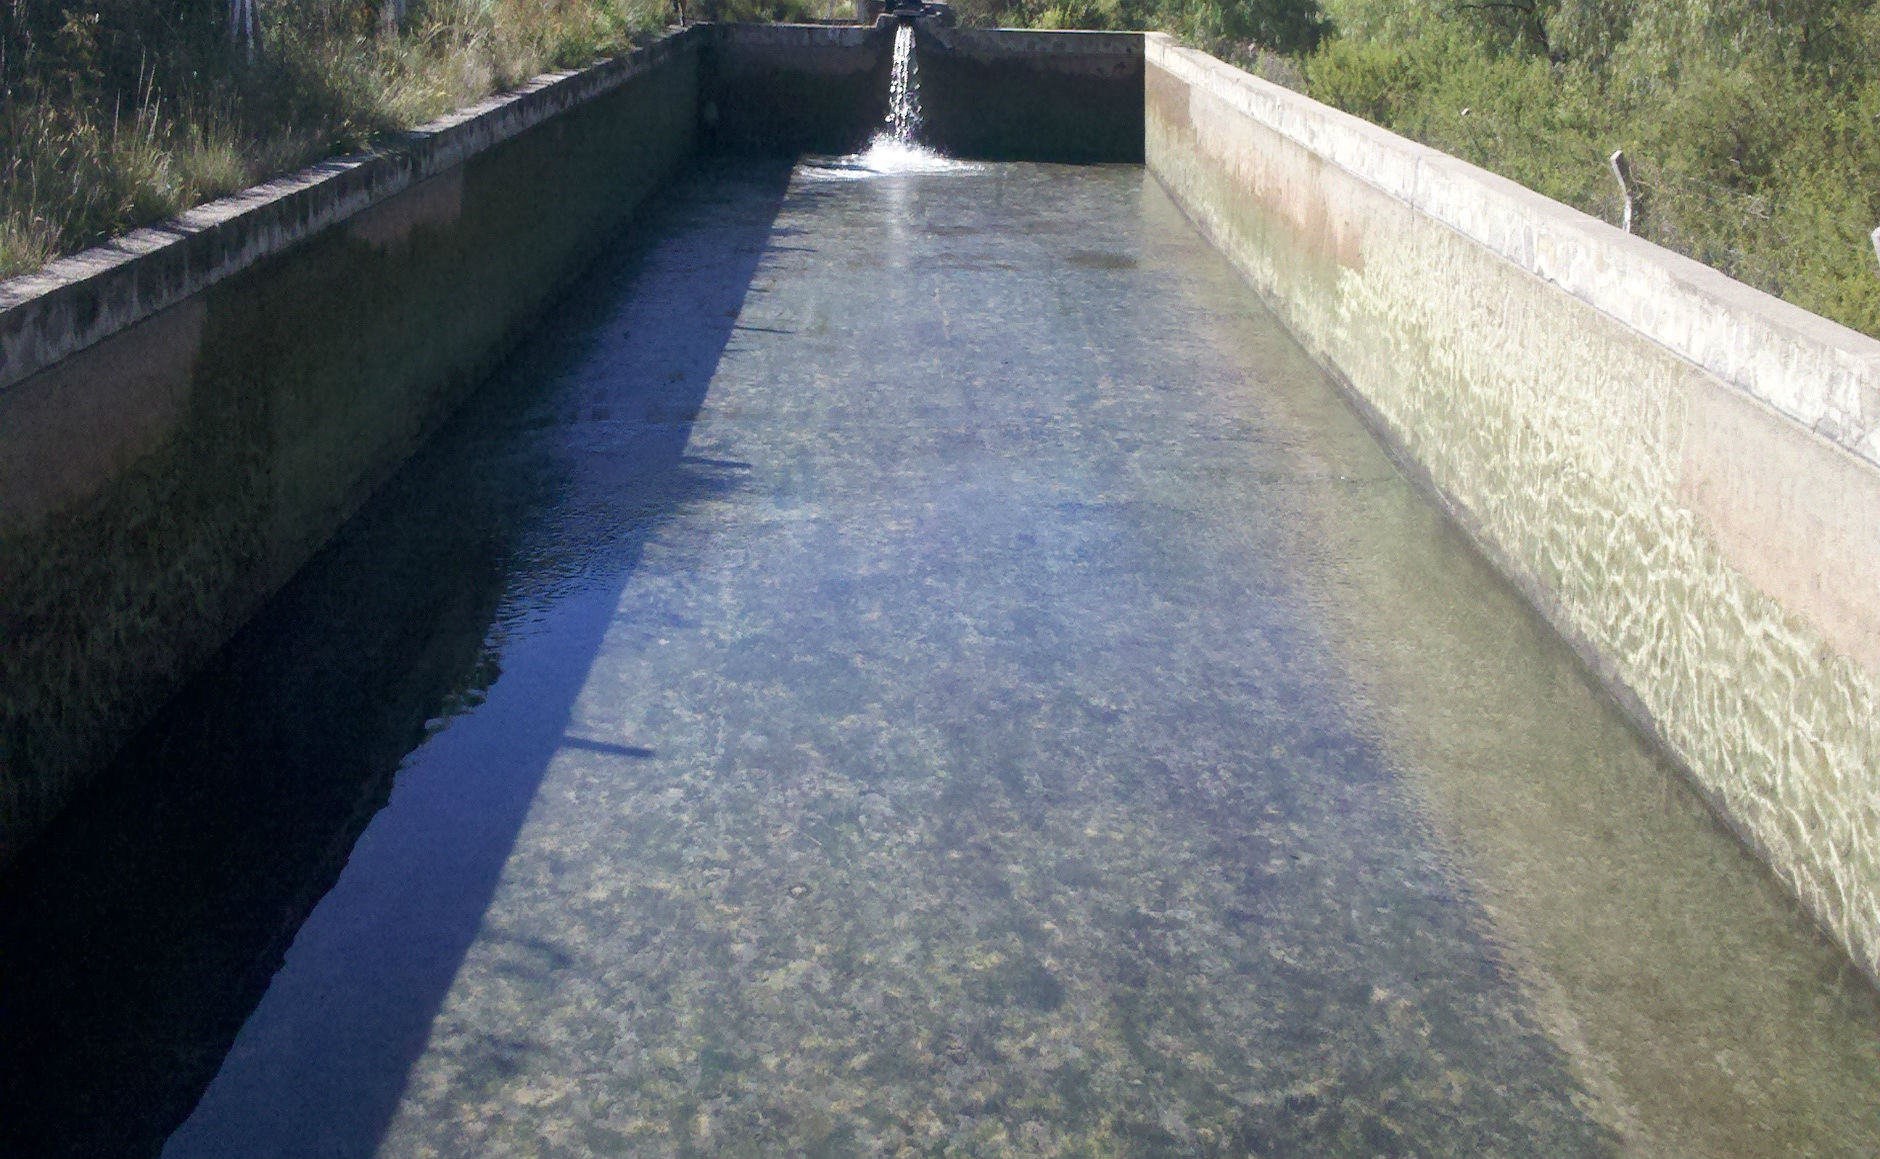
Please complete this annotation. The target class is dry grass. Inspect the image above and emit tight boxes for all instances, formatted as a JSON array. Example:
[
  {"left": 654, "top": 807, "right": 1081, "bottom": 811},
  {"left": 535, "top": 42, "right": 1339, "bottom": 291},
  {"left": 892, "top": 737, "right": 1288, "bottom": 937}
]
[{"left": 0, "top": 0, "right": 673, "bottom": 280}]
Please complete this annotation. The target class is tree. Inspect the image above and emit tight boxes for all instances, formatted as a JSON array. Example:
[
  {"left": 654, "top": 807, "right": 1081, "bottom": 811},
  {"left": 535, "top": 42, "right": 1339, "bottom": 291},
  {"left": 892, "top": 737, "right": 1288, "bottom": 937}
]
[{"left": 230, "top": 0, "right": 258, "bottom": 59}]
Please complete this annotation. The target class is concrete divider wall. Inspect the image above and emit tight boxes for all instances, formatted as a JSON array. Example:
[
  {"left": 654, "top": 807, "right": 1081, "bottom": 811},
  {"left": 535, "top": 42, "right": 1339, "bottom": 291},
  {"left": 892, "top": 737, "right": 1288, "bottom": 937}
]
[
  {"left": 0, "top": 32, "right": 704, "bottom": 860},
  {"left": 701, "top": 23, "right": 1144, "bottom": 161},
  {"left": 914, "top": 27, "right": 1143, "bottom": 162},
  {"left": 1145, "top": 34, "right": 1880, "bottom": 981},
  {"left": 705, "top": 23, "right": 893, "bottom": 155}
]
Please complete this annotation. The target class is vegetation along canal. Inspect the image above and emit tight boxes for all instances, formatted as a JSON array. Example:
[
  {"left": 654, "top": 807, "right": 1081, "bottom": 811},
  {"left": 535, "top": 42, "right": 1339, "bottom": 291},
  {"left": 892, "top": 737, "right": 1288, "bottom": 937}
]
[{"left": 3, "top": 153, "right": 1878, "bottom": 1157}]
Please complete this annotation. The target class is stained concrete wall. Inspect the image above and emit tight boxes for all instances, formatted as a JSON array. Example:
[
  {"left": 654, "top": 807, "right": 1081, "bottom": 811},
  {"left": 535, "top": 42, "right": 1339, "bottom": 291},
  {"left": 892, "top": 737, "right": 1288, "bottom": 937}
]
[
  {"left": 1145, "top": 34, "right": 1880, "bottom": 982},
  {"left": 0, "top": 32, "right": 704, "bottom": 861},
  {"left": 704, "top": 23, "right": 893, "bottom": 155},
  {"left": 914, "top": 26, "right": 1142, "bottom": 162}
]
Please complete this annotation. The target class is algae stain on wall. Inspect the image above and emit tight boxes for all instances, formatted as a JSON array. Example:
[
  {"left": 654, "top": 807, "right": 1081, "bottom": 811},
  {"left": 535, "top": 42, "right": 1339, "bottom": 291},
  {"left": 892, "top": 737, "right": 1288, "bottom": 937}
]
[
  {"left": 346, "top": 170, "right": 466, "bottom": 250},
  {"left": 1146, "top": 54, "right": 1880, "bottom": 986},
  {"left": 0, "top": 300, "right": 206, "bottom": 537}
]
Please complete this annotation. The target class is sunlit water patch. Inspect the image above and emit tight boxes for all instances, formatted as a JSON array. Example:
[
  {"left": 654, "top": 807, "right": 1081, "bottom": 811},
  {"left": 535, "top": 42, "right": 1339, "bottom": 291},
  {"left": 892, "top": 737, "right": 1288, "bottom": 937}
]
[{"left": 799, "top": 140, "right": 977, "bottom": 181}]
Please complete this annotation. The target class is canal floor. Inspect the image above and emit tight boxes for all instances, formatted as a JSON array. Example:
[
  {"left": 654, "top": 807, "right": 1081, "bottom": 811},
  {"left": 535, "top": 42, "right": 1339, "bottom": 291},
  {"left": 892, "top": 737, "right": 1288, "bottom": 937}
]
[{"left": 4, "top": 159, "right": 1878, "bottom": 1158}]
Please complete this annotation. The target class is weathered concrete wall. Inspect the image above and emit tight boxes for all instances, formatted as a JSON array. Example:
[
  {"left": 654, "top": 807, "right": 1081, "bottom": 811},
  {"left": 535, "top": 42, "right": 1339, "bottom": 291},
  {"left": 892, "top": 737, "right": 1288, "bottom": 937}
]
[
  {"left": 704, "top": 23, "right": 892, "bottom": 155},
  {"left": 914, "top": 26, "right": 1142, "bottom": 162},
  {"left": 1145, "top": 34, "right": 1880, "bottom": 982},
  {"left": 0, "top": 32, "right": 704, "bottom": 861}
]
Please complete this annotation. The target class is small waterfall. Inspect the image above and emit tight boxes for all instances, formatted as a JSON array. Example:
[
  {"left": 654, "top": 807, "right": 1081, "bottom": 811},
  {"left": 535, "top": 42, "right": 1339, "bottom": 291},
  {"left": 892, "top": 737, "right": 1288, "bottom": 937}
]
[
  {"left": 883, "top": 23, "right": 921, "bottom": 145},
  {"left": 808, "top": 21, "right": 962, "bottom": 176}
]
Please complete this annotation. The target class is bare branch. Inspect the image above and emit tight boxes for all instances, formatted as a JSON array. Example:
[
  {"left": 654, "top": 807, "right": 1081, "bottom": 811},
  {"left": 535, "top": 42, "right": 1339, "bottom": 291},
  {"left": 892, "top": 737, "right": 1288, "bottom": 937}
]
[{"left": 1610, "top": 149, "right": 1636, "bottom": 233}]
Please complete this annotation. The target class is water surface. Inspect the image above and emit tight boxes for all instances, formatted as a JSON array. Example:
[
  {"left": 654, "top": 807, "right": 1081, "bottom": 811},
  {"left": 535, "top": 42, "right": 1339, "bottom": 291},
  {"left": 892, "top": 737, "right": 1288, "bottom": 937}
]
[{"left": 2, "top": 159, "right": 1876, "bottom": 1158}]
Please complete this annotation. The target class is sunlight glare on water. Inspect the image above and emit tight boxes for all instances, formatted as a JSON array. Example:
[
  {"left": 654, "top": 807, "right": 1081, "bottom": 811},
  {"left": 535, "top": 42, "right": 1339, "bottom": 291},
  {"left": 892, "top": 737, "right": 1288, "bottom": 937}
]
[{"left": 808, "top": 138, "right": 974, "bottom": 179}]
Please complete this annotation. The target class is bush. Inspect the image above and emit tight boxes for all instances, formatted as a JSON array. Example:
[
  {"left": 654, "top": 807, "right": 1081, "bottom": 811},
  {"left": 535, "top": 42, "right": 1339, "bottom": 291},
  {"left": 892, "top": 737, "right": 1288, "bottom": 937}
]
[
  {"left": 1302, "top": 0, "right": 1880, "bottom": 339},
  {"left": 954, "top": 0, "right": 1330, "bottom": 58}
]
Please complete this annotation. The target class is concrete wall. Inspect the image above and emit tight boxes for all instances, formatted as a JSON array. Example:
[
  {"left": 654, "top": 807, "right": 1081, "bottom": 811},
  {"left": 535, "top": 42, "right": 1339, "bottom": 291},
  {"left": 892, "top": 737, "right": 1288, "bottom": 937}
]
[
  {"left": 0, "top": 32, "right": 704, "bottom": 861},
  {"left": 704, "top": 23, "right": 893, "bottom": 155},
  {"left": 1145, "top": 34, "right": 1880, "bottom": 982},
  {"left": 914, "top": 27, "right": 1142, "bottom": 162}
]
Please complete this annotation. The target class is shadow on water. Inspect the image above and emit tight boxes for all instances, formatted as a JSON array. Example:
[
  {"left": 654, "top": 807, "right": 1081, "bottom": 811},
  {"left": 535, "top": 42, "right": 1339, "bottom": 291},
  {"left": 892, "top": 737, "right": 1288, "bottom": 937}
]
[{"left": 0, "top": 157, "right": 796, "bottom": 1159}]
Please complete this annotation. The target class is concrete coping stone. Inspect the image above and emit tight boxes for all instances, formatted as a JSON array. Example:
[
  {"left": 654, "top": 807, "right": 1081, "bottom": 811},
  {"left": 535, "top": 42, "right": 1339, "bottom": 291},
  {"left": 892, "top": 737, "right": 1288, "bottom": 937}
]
[
  {"left": 0, "top": 27, "right": 707, "bottom": 396},
  {"left": 1145, "top": 33, "right": 1880, "bottom": 467}
]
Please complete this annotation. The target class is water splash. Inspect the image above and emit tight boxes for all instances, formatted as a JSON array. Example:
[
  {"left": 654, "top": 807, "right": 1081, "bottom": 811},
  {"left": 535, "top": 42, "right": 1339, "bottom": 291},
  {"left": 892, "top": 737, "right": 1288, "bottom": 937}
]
[
  {"left": 799, "top": 22, "right": 973, "bottom": 180},
  {"left": 849, "top": 137, "right": 968, "bottom": 175}
]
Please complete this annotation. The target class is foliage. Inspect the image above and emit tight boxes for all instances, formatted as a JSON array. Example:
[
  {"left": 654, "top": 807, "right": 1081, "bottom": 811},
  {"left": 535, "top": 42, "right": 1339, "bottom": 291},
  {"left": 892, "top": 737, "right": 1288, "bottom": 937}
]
[
  {"left": 1303, "top": 0, "right": 1880, "bottom": 337},
  {"left": 964, "top": 0, "right": 1880, "bottom": 336},
  {"left": 951, "top": 0, "right": 1329, "bottom": 60}
]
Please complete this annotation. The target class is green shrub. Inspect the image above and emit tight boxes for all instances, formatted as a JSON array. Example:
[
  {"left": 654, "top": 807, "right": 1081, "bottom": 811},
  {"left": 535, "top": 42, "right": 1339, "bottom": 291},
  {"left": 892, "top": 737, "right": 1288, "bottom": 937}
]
[
  {"left": 954, "top": 0, "right": 1330, "bottom": 58},
  {"left": 1300, "top": 0, "right": 1880, "bottom": 339}
]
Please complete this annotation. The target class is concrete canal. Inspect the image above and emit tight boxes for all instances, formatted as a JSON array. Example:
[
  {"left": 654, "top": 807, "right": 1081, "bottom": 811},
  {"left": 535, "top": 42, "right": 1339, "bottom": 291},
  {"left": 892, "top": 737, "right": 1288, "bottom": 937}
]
[{"left": 2, "top": 22, "right": 1878, "bottom": 1159}]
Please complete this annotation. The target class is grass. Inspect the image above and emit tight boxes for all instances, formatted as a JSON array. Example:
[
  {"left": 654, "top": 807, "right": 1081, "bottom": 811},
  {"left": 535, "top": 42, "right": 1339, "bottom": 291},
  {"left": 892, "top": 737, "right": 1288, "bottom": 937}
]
[{"left": 0, "top": 0, "right": 689, "bottom": 280}]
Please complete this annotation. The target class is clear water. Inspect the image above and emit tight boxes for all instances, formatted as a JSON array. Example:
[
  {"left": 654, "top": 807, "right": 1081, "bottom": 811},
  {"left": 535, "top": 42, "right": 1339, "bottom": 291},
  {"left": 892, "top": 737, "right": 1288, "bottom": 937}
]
[{"left": 1, "top": 160, "right": 1877, "bottom": 1159}]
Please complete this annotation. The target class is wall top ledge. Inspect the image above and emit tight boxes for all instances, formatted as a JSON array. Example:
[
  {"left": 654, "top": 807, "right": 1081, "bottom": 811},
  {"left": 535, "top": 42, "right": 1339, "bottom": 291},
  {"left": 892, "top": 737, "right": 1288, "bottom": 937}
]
[
  {"left": 1146, "top": 34, "right": 1880, "bottom": 467},
  {"left": 0, "top": 28, "right": 704, "bottom": 396}
]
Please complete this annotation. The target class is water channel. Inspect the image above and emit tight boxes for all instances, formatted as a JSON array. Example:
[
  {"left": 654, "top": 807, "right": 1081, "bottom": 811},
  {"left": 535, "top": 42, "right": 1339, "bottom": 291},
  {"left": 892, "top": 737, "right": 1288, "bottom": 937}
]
[{"left": 2, "top": 120, "right": 1878, "bottom": 1157}]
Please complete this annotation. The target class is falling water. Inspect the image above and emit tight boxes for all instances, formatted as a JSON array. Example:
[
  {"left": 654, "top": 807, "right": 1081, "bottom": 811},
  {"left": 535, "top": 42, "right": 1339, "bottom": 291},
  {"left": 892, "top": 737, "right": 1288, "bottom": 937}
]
[
  {"left": 816, "top": 20, "right": 963, "bottom": 176},
  {"left": 884, "top": 23, "right": 921, "bottom": 145}
]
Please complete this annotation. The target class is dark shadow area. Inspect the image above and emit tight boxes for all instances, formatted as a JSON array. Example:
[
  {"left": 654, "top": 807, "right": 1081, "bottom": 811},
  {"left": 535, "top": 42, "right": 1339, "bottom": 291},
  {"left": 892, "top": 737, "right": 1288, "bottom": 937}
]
[
  {"left": 913, "top": 27, "right": 1144, "bottom": 162},
  {"left": 558, "top": 737, "right": 658, "bottom": 760},
  {"left": 704, "top": 26, "right": 894, "bottom": 155},
  {"left": 0, "top": 157, "right": 795, "bottom": 1159}
]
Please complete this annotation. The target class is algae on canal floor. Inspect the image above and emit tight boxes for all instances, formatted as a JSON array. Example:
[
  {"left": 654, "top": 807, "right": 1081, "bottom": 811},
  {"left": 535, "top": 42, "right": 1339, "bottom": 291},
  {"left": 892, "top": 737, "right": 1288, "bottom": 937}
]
[{"left": 3, "top": 159, "right": 1876, "bottom": 1159}]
